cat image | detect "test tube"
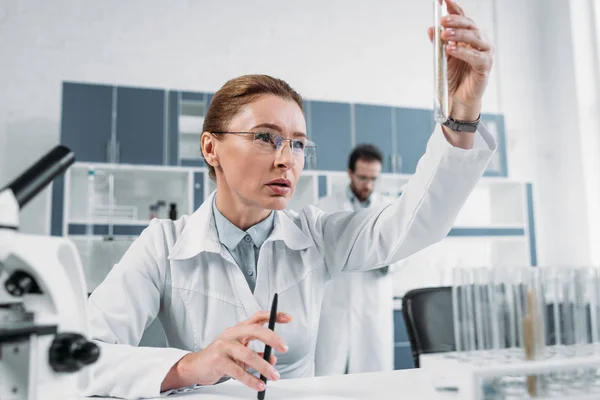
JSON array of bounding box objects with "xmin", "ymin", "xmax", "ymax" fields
[
  {"xmin": 490, "ymin": 267, "xmax": 507, "ymax": 355},
  {"xmin": 522, "ymin": 267, "xmax": 546, "ymax": 397},
  {"xmin": 473, "ymin": 267, "xmax": 493, "ymax": 355},
  {"xmin": 433, "ymin": 0, "xmax": 449, "ymax": 123},
  {"xmin": 452, "ymin": 268, "xmax": 463, "ymax": 355},
  {"xmin": 543, "ymin": 266, "xmax": 571, "ymax": 397}
]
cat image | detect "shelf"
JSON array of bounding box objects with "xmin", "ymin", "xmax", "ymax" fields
[
  {"xmin": 448, "ymin": 227, "xmax": 526, "ymax": 237},
  {"xmin": 67, "ymin": 223, "xmax": 147, "ymax": 236},
  {"xmin": 179, "ymin": 115, "xmax": 204, "ymax": 134},
  {"xmin": 180, "ymin": 99, "xmax": 206, "ymax": 117},
  {"xmin": 70, "ymin": 162, "xmax": 193, "ymax": 173},
  {"xmin": 68, "ymin": 219, "xmax": 154, "ymax": 226},
  {"xmin": 67, "ymin": 165, "xmax": 191, "ymax": 223}
]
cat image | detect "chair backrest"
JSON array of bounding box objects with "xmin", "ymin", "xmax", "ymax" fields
[{"xmin": 401, "ymin": 287, "xmax": 453, "ymax": 368}]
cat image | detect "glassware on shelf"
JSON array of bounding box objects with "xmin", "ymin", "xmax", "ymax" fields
[{"xmin": 169, "ymin": 203, "xmax": 178, "ymax": 221}]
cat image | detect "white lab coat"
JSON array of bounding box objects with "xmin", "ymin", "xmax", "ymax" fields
[
  {"xmin": 85, "ymin": 124, "xmax": 495, "ymax": 399},
  {"xmin": 314, "ymin": 191, "xmax": 397, "ymax": 376}
]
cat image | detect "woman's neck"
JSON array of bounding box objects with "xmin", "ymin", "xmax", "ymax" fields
[{"xmin": 214, "ymin": 185, "xmax": 271, "ymax": 231}]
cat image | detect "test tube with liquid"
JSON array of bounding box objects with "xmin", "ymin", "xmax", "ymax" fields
[{"xmin": 433, "ymin": 0, "xmax": 449, "ymax": 123}]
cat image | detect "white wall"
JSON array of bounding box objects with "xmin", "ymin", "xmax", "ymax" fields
[{"xmin": 0, "ymin": 0, "xmax": 595, "ymax": 266}]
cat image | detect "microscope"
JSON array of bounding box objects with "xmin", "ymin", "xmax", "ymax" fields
[{"xmin": 0, "ymin": 146, "xmax": 99, "ymax": 399}]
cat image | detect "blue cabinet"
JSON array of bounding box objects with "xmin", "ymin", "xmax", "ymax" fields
[
  {"xmin": 193, "ymin": 172, "xmax": 205, "ymax": 211},
  {"xmin": 61, "ymin": 83, "xmax": 167, "ymax": 166},
  {"xmin": 116, "ymin": 87, "xmax": 166, "ymax": 165},
  {"xmin": 50, "ymin": 175, "xmax": 65, "ymax": 236},
  {"xmin": 354, "ymin": 104, "xmax": 394, "ymax": 173},
  {"xmin": 308, "ymin": 101, "xmax": 352, "ymax": 171},
  {"xmin": 393, "ymin": 309, "xmax": 414, "ymax": 370},
  {"xmin": 167, "ymin": 91, "xmax": 179, "ymax": 166},
  {"xmin": 394, "ymin": 309, "xmax": 410, "ymax": 343},
  {"xmin": 61, "ymin": 82, "xmax": 113, "ymax": 163},
  {"xmin": 394, "ymin": 108, "xmax": 434, "ymax": 174},
  {"xmin": 394, "ymin": 344, "xmax": 415, "ymax": 369}
]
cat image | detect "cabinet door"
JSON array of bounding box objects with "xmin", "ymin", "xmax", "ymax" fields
[
  {"xmin": 193, "ymin": 172, "xmax": 205, "ymax": 212},
  {"xmin": 61, "ymin": 82, "xmax": 113, "ymax": 163},
  {"xmin": 394, "ymin": 310, "xmax": 414, "ymax": 369},
  {"xmin": 167, "ymin": 91, "xmax": 179, "ymax": 166},
  {"xmin": 308, "ymin": 101, "xmax": 352, "ymax": 171},
  {"xmin": 394, "ymin": 107, "xmax": 434, "ymax": 174},
  {"xmin": 50, "ymin": 175, "xmax": 65, "ymax": 236},
  {"xmin": 355, "ymin": 104, "xmax": 394, "ymax": 172},
  {"xmin": 116, "ymin": 87, "xmax": 165, "ymax": 165},
  {"xmin": 394, "ymin": 344, "xmax": 415, "ymax": 370}
]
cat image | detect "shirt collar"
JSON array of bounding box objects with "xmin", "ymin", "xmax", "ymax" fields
[
  {"xmin": 347, "ymin": 185, "xmax": 372, "ymax": 208},
  {"xmin": 212, "ymin": 196, "xmax": 274, "ymax": 250},
  {"xmin": 168, "ymin": 191, "xmax": 313, "ymax": 260}
]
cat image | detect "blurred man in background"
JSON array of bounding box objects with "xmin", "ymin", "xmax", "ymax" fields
[{"xmin": 314, "ymin": 144, "xmax": 396, "ymax": 376}]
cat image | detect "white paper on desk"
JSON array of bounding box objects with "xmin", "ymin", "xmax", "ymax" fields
[{"xmin": 170, "ymin": 382, "xmax": 354, "ymax": 400}]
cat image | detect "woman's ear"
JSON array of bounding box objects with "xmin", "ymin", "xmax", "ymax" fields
[{"xmin": 201, "ymin": 132, "xmax": 220, "ymax": 169}]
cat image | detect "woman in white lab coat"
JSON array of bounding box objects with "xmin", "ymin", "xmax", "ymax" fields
[{"xmin": 86, "ymin": 2, "xmax": 496, "ymax": 398}]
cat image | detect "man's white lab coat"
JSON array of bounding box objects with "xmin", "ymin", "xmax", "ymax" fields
[{"xmin": 314, "ymin": 190, "xmax": 397, "ymax": 375}]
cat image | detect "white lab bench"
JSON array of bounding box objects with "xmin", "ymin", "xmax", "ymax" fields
[{"xmin": 70, "ymin": 369, "xmax": 456, "ymax": 400}]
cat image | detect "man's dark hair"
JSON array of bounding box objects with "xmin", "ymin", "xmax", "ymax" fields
[{"xmin": 348, "ymin": 144, "xmax": 383, "ymax": 172}]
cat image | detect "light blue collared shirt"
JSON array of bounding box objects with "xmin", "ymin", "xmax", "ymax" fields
[
  {"xmin": 212, "ymin": 198, "xmax": 274, "ymax": 293},
  {"xmin": 347, "ymin": 186, "xmax": 372, "ymax": 210}
]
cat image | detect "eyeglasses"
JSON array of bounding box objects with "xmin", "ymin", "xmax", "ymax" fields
[
  {"xmin": 210, "ymin": 131, "xmax": 316, "ymax": 159},
  {"xmin": 353, "ymin": 174, "xmax": 378, "ymax": 183}
]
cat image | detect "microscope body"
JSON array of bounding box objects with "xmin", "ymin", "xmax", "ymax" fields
[{"xmin": 0, "ymin": 147, "xmax": 99, "ymax": 399}]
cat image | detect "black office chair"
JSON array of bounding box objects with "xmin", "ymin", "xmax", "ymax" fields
[{"xmin": 402, "ymin": 287, "xmax": 453, "ymax": 368}]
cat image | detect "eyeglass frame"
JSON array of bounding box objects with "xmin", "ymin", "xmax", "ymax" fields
[
  {"xmin": 209, "ymin": 131, "xmax": 317, "ymax": 156},
  {"xmin": 351, "ymin": 173, "xmax": 378, "ymax": 183}
]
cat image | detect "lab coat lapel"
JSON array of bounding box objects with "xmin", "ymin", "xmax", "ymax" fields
[
  {"xmin": 253, "ymin": 211, "xmax": 316, "ymax": 312},
  {"xmin": 168, "ymin": 192, "xmax": 221, "ymax": 260}
]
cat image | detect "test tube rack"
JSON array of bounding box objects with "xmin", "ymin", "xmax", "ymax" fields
[{"xmin": 421, "ymin": 350, "xmax": 600, "ymax": 400}]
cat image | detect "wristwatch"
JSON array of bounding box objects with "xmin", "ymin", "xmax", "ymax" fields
[{"xmin": 442, "ymin": 114, "xmax": 481, "ymax": 133}]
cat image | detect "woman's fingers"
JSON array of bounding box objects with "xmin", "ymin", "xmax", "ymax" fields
[
  {"xmin": 442, "ymin": 15, "xmax": 477, "ymax": 31},
  {"xmin": 222, "ymin": 324, "xmax": 288, "ymax": 353},
  {"xmin": 242, "ymin": 311, "xmax": 293, "ymax": 325},
  {"xmin": 226, "ymin": 342, "xmax": 280, "ymax": 382},
  {"xmin": 427, "ymin": 26, "xmax": 434, "ymax": 42},
  {"xmin": 220, "ymin": 358, "xmax": 267, "ymax": 391},
  {"xmin": 446, "ymin": 43, "xmax": 490, "ymax": 72},
  {"xmin": 442, "ymin": 28, "xmax": 491, "ymax": 52},
  {"xmin": 445, "ymin": 0, "xmax": 466, "ymax": 16},
  {"xmin": 257, "ymin": 353, "xmax": 278, "ymax": 366}
]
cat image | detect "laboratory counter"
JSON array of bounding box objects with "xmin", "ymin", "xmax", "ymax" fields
[{"xmin": 70, "ymin": 369, "xmax": 456, "ymax": 400}]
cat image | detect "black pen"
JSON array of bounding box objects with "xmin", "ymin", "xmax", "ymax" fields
[{"xmin": 258, "ymin": 293, "xmax": 278, "ymax": 400}]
